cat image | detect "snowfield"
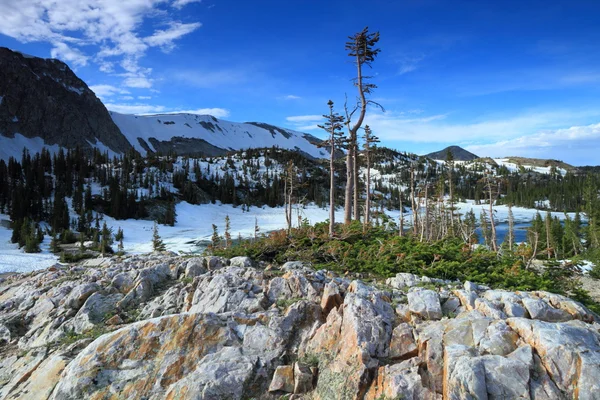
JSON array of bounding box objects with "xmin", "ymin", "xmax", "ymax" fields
[
  {"xmin": 110, "ymin": 112, "xmax": 328, "ymax": 159},
  {"xmin": 0, "ymin": 214, "xmax": 58, "ymax": 274}
]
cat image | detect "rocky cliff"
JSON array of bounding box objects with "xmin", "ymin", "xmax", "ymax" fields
[
  {"xmin": 0, "ymin": 48, "xmax": 131, "ymax": 156},
  {"xmin": 1, "ymin": 255, "xmax": 599, "ymax": 399}
]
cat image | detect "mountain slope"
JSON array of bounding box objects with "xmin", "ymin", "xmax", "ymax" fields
[
  {"xmin": 424, "ymin": 145, "xmax": 479, "ymax": 161},
  {"xmin": 110, "ymin": 112, "xmax": 329, "ymax": 159},
  {"xmin": 0, "ymin": 47, "xmax": 131, "ymax": 160}
]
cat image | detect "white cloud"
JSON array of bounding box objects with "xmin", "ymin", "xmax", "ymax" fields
[
  {"xmin": 286, "ymin": 115, "xmax": 322, "ymax": 123},
  {"xmin": 121, "ymin": 96, "xmax": 134, "ymax": 100},
  {"xmin": 465, "ymin": 123, "xmax": 600, "ymax": 164},
  {"xmin": 145, "ymin": 22, "xmax": 202, "ymax": 51},
  {"xmin": 123, "ymin": 76, "xmax": 154, "ymax": 89},
  {"xmin": 360, "ymin": 109, "xmax": 600, "ymax": 145},
  {"xmin": 89, "ymin": 84, "xmax": 130, "ymax": 99},
  {"xmin": 0, "ymin": 0, "xmax": 201, "ymax": 87},
  {"xmin": 105, "ymin": 102, "xmax": 229, "ymax": 118},
  {"xmin": 172, "ymin": 0, "xmax": 201, "ymax": 9},
  {"xmin": 138, "ymin": 96, "xmax": 152, "ymax": 99},
  {"xmin": 162, "ymin": 108, "xmax": 230, "ymax": 118},
  {"xmin": 281, "ymin": 94, "xmax": 301, "ymax": 100},
  {"xmin": 50, "ymin": 42, "xmax": 88, "ymax": 67},
  {"xmin": 396, "ymin": 54, "xmax": 425, "ymax": 75}
]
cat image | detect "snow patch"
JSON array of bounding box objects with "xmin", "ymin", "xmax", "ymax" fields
[
  {"xmin": 0, "ymin": 134, "xmax": 61, "ymax": 162},
  {"xmin": 0, "ymin": 214, "xmax": 58, "ymax": 274}
]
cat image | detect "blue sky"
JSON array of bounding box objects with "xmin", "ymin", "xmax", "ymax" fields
[{"xmin": 1, "ymin": 0, "xmax": 600, "ymax": 165}]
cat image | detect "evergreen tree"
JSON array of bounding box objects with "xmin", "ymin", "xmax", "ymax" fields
[
  {"xmin": 362, "ymin": 125, "xmax": 379, "ymax": 228},
  {"xmin": 318, "ymin": 99, "xmax": 346, "ymax": 237},
  {"xmin": 211, "ymin": 224, "xmax": 221, "ymax": 249},
  {"xmin": 152, "ymin": 221, "xmax": 166, "ymax": 252},
  {"xmin": 224, "ymin": 215, "xmax": 232, "ymax": 248}
]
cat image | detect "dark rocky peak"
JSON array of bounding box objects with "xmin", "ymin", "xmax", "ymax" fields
[
  {"xmin": 0, "ymin": 47, "xmax": 131, "ymax": 157},
  {"xmin": 424, "ymin": 145, "xmax": 479, "ymax": 161}
]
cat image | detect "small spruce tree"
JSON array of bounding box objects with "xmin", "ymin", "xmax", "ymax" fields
[
  {"xmin": 152, "ymin": 221, "xmax": 166, "ymax": 252},
  {"xmin": 211, "ymin": 224, "xmax": 221, "ymax": 249},
  {"xmin": 224, "ymin": 215, "xmax": 232, "ymax": 248}
]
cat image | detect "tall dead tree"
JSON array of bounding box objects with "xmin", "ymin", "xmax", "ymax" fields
[
  {"xmin": 362, "ymin": 125, "xmax": 379, "ymax": 228},
  {"xmin": 318, "ymin": 100, "xmax": 346, "ymax": 237},
  {"xmin": 343, "ymin": 27, "xmax": 381, "ymax": 224},
  {"xmin": 445, "ymin": 149, "xmax": 455, "ymax": 236},
  {"xmin": 284, "ymin": 161, "xmax": 296, "ymax": 235},
  {"xmin": 481, "ymin": 174, "xmax": 502, "ymax": 252}
]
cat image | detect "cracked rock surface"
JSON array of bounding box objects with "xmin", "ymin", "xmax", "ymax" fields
[{"xmin": 0, "ymin": 256, "xmax": 599, "ymax": 399}]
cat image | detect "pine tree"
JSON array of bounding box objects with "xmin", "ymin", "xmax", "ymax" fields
[
  {"xmin": 362, "ymin": 125, "xmax": 379, "ymax": 229},
  {"xmin": 152, "ymin": 221, "xmax": 166, "ymax": 252},
  {"xmin": 224, "ymin": 215, "xmax": 232, "ymax": 248},
  {"xmin": 100, "ymin": 222, "xmax": 113, "ymax": 256},
  {"xmin": 318, "ymin": 100, "xmax": 346, "ymax": 237},
  {"xmin": 115, "ymin": 227, "xmax": 124, "ymax": 242},
  {"xmin": 211, "ymin": 224, "xmax": 221, "ymax": 249},
  {"xmin": 344, "ymin": 27, "xmax": 382, "ymax": 224}
]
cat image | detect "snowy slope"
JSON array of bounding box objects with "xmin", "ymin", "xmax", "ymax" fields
[{"xmin": 110, "ymin": 112, "xmax": 329, "ymax": 159}]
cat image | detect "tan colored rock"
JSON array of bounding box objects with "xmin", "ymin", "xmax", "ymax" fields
[
  {"xmin": 474, "ymin": 298, "xmax": 507, "ymax": 320},
  {"xmin": 453, "ymin": 289, "xmax": 477, "ymax": 311},
  {"xmin": 50, "ymin": 313, "xmax": 246, "ymax": 399},
  {"xmin": 6, "ymin": 350, "xmax": 68, "ymax": 400},
  {"xmin": 416, "ymin": 319, "xmax": 449, "ymax": 394},
  {"xmin": 366, "ymin": 358, "xmax": 437, "ymax": 400},
  {"xmin": 269, "ymin": 365, "xmax": 295, "ymax": 393},
  {"xmin": 293, "ymin": 362, "xmax": 313, "ymax": 394},
  {"xmin": 522, "ymin": 297, "xmax": 572, "ymax": 322},
  {"xmin": 105, "ymin": 314, "xmax": 124, "ymax": 326},
  {"xmin": 320, "ymin": 281, "xmax": 343, "ymax": 317},
  {"xmin": 508, "ymin": 317, "xmax": 600, "ymax": 398},
  {"xmin": 532, "ymin": 290, "xmax": 596, "ymax": 322},
  {"xmin": 389, "ymin": 322, "xmax": 418, "ymax": 360},
  {"xmin": 407, "ymin": 288, "xmax": 442, "ymax": 320},
  {"xmin": 302, "ymin": 282, "xmax": 394, "ymax": 399}
]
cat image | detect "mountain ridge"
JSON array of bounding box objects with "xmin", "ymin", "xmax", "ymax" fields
[{"xmin": 0, "ymin": 47, "xmax": 132, "ymax": 157}]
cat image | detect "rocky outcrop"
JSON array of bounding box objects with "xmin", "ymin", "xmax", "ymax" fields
[
  {"xmin": 0, "ymin": 47, "xmax": 131, "ymax": 156},
  {"xmin": 0, "ymin": 260, "xmax": 599, "ymax": 399}
]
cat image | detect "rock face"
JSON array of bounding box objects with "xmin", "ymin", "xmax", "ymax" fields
[
  {"xmin": 0, "ymin": 47, "xmax": 131, "ymax": 157},
  {"xmin": 0, "ymin": 258, "xmax": 599, "ymax": 399}
]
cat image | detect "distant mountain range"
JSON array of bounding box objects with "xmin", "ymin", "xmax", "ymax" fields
[
  {"xmin": 0, "ymin": 48, "xmax": 327, "ymax": 161},
  {"xmin": 423, "ymin": 146, "xmax": 479, "ymax": 161},
  {"xmin": 0, "ymin": 48, "xmax": 587, "ymax": 168}
]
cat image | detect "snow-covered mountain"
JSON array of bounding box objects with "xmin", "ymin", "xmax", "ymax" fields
[
  {"xmin": 0, "ymin": 47, "xmax": 329, "ymax": 161},
  {"xmin": 110, "ymin": 112, "xmax": 329, "ymax": 159}
]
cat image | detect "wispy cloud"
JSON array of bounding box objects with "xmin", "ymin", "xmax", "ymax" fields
[
  {"xmin": 465, "ymin": 123, "xmax": 600, "ymax": 165},
  {"xmin": 145, "ymin": 22, "xmax": 202, "ymax": 52},
  {"xmin": 396, "ymin": 54, "xmax": 425, "ymax": 75},
  {"xmin": 164, "ymin": 108, "xmax": 230, "ymax": 118},
  {"xmin": 172, "ymin": 0, "xmax": 202, "ymax": 9},
  {"xmin": 50, "ymin": 42, "xmax": 88, "ymax": 67},
  {"xmin": 105, "ymin": 102, "xmax": 229, "ymax": 118},
  {"xmin": 0, "ymin": 0, "xmax": 201, "ymax": 88},
  {"xmin": 363, "ymin": 109, "xmax": 600, "ymax": 145},
  {"xmin": 281, "ymin": 94, "xmax": 301, "ymax": 100},
  {"xmin": 89, "ymin": 84, "xmax": 130, "ymax": 100}
]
